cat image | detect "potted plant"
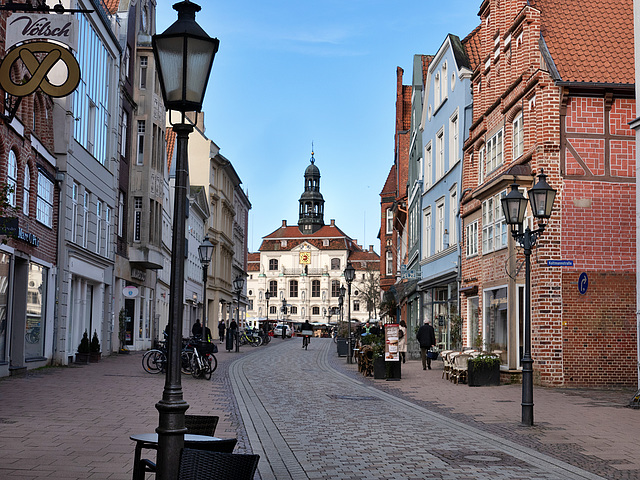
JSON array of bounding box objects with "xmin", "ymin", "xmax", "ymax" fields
[
  {"xmin": 75, "ymin": 330, "xmax": 91, "ymax": 364},
  {"xmin": 370, "ymin": 338, "xmax": 386, "ymax": 379},
  {"xmin": 468, "ymin": 354, "xmax": 500, "ymax": 386},
  {"xmin": 90, "ymin": 330, "xmax": 101, "ymax": 362}
]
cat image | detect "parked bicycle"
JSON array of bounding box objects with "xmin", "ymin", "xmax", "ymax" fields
[
  {"xmin": 190, "ymin": 339, "xmax": 217, "ymax": 380},
  {"xmin": 238, "ymin": 328, "xmax": 262, "ymax": 347}
]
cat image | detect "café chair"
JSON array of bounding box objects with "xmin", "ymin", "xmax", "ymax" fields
[
  {"xmin": 178, "ymin": 448, "xmax": 260, "ymax": 480},
  {"xmin": 185, "ymin": 415, "xmax": 219, "ymax": 436},
  {"xmin": 451, "ymin": 353, "xmax": 471, "ymax": 384}
]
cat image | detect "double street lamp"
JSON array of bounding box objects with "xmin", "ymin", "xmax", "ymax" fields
[
  {"xmin": 344, "ymin": 262, "xmax": 356, "ymax": 364},
  {"xmin": 152, "ymin": 2, "xmax": 218, "ymax": 478},
  {"xmin": 500, "ymin": 169, "xmax": 556, "ymax": 427},
  {"xmin": 197, "ymin": 237, "xmax": 214, "ymax": 331},
  {"xmin": 233, "ymin": 275, "xmax": 244, "ymax": 352}
]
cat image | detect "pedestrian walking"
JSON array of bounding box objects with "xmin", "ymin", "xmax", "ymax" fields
[
  {"xmin": 416, "ymin": 319, "xmax": 436, "ymax": 370},
  {"xmin": 398, "ymin": 319, "xmax": 407, "ymax": 364},
  {"xmin": 218, "ymin": 320, "xmax": 226, "ymax": 343}
]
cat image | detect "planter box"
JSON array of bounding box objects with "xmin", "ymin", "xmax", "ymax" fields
[
  {"xmin": 468, "ymin": 358, "xmax": 500, "ymax": 386},
  {"xmin": 75, "ymin": 352, "xmax": 90, "ymax": 364},
  {"xmin": 336, "ymin": 338, "xmax": 349, "ymax": 357},
  {"xmin": 89, "ymin": 352, "xmax": 101, "ymax": 363}
]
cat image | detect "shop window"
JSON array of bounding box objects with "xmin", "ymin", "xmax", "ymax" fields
[
  {"xmin": 25, "ymin": 262, "xmax": 47, "ymax": 359},
  {"xmin": 0, "ymin": 253, "xmax": 10, "ymax": 362},
  {"xmin": 484, "ymin": 287, "xmax": 508, "ymax": 364}
]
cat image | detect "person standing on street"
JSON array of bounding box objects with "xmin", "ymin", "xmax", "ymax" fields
[
  {"xmin": 416, "ymin": 319, "xmax": 436, "ymax": 370},
  {"xmin": 192, "ymin": 319, "xmax": 203, "ymax": 338},
  {"xmin": 218, "ymin": 320, "xmax": 226, "ymax": 343}
]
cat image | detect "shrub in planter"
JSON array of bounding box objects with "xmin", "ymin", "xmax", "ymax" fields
[
  {"xmin": 89, "ymin": 331, "xmax": 101, "ymax": 363},
  {"xmin": 75, "ymin": 330, "xmax": 91, "ymax": 364},
  {"xmin": 468, "ymin": 354, "xmax": 500, "ymax": 386}
]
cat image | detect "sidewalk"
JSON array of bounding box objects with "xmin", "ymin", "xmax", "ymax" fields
[{"xmin": 331, "ymin": 351, "xmax": 640, "ymax": 480}]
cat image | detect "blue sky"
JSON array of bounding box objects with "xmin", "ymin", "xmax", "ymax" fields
[{"xmin": 156, "ymin": 0, "xmax": 481, "ymax": 253}]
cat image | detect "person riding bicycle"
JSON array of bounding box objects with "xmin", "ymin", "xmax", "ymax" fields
[{"xmin": 301, "ymin": 320, "xmax": 313, "ymax": 348}]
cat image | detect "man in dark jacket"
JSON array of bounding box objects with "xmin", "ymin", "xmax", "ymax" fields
[{"xmin": 416, "ymin": 320, "xmax": 436, "ymax": 370}]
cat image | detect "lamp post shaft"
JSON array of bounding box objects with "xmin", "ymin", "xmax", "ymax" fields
[
  {"xmin": 202, "ymin": 265, "xmax": 208, "ymax": 331},
  {"xmin": 522, "ymin": 232, "xmax": 534, "ymax": 426},
  {"xmin": 235, "ymin": 290, "xmax": 240, "ymax": 352},
  {"xmin": 347, "ymin": 283, "xmax": 352, "ymax": 364},
  {"xmin": 156, "ymin": 122, "xmax": 193, "ymax": 480}
]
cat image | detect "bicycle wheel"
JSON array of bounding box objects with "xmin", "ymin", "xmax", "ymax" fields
[
  {"xmin": 144, "ymin": 350, "xmax": 165, "ymax": 374},
  {"xmin": 250, "ymin": 336, "xmax": 261, "ymax": 347},
  {"xmin": 181, "ymin": 351, "xmax": 193, "ymax": 374},
  {"xmin": 191, "ymin": 355, "xmax": 203, "ymax": 378},
  {"xmin": 206, "ymin": 354, "xmax": 218, "ymax": 373},
  {"xmin": 202, "ymin": 359, "xmax": 212, "ymax": 380}
]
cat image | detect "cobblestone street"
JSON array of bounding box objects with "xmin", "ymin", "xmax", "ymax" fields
[{"xmin": 0, "ymin": 337, "xmax": 637, "ymax": 479}]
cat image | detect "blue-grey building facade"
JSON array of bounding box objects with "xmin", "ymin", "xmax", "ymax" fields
[{"xmin": 418, "ymin": 34, "xmax": 473, "ymax": 349}]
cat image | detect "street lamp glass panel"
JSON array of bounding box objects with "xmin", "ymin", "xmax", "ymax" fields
[
  {"xmin": 152, "ymin": 1, "xmax": 219, "ymax": 113},
  {"xmin": 198, "ymin": 237, "xmax": 214, "ymax": 264},
  {"xmin": 501, "ymin": 183, "xmax": 528, "ymax": 226},
  {"xmin": 233, "ymin": 275, "xmax": 244, "ymax": 292},
  {"xmin": 265, "ymin": 291, "xmax": 271, "ymax": 300},
  {"xmin": 339, "ymin": 285, "xmax": 346, "ymax": 299},
  {"xmin": 528, "ymin": 171, "xmax": 556, "ymax": 219},
  {"xmin": 344, "ymin": 263, "xmax": 356, "ymax": 284}
]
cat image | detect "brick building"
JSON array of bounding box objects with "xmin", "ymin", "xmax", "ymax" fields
[{"xmin": 459, "ymin": 0, "xmax": 636, "ymax": 387}]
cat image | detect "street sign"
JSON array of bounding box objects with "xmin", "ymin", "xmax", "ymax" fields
[
  {"xmin": 578, "ymin": 272, "xmax": 588, "ymax": 295},
  {"xmin": 547, "ymin": 260, "xmax": 573, "ymax": 267}
]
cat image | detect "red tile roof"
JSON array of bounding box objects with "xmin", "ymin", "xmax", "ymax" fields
[
  {"xmin": 247, "ymin": 252, "xmax": 261, "ymax": 272},
  {"xmin": 461, "ymin": 25, "xmax": 482, "ymax": 71},
  {"xmin": 531, "ymin": 0, "xmax": 634, "ymax": 84},
  {"xmin": 421, "ymin": 55, "xmax": 434, "ymax": 88},
  {"xmin": 380, "ymin": 164, "xmax": 397, "ymax": 197},
  {"xmin": 101, "ymin": 0, "xmax": 119, "ymax": 14}
]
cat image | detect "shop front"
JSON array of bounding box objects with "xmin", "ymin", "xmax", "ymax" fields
[{"xmin": 420, "ymin": 279, "xmax": 459, "ymax": 351}]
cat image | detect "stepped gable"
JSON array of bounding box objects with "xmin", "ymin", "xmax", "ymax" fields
[
  {"xmin": 461, "ymin": 25, "xmax": 482, "ymax": 71},
  {"xmin": 531, "ymin": 0, "xmax": 633, "ymax": 84}
]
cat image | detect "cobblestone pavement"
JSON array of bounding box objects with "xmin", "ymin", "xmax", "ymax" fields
[
  {"xmin": 232, "ymin": 338, "xmax": 634, "ymax": 480},
  {"xmin": 0, "ymin": 336, "xmax": 637, "ymax": 479}
]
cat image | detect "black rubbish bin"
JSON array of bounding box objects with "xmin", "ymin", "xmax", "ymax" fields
[
  {"xmin": 225, "ymin": 329, "xmax": 234, "ymax": 351},
  {"xmin": 336, "ymin": 338, "xmax": 348, "ymax": 357}
]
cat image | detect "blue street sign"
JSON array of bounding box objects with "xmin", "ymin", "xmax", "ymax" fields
[
  {"xmin": 578, "ymin": 272, "xmax": 588, "ymax": 295},
  {"xmin": 547, "ymin": 260, "xmax": 573, "ymax": 267}
]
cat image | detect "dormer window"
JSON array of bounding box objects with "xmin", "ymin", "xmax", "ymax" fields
[
  {"xmin": 280, "ymin": 239, "xmax": 287, "ymax": 247},
  {"xmin": 323, "ymin": 239, "xmax": 329, "ymax": 247}
]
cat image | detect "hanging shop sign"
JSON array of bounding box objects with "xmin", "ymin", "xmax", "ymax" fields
[
  {"xmin": 6, "ymin": 13, "xmax": 78, "ymax": 50},
  {"xmin": 0, "ymin": 217, "xmax": 39, "ymax": 246},
  {"xmin": 123, "ymin": 286, "xmax": 139, "ymax": 298}
]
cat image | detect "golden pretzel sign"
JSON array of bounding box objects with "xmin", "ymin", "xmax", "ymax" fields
[{"xmin": 0, "ymin": 41, "xmax": 80, "ymax": 98}]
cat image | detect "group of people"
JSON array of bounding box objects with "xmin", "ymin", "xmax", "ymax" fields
[{"xmin": 190, "ymin": 318, "xmax": 237, "ymax": 344}]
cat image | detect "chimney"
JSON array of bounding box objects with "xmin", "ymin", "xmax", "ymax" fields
[
  {"xmin": 282, "ymin": 220, "xmax": 287, "ymax": 228},
  {"xmin": 330, "ymin": 219, "xmax": 335, "ymax": 226},
  {"xmin": 369, "ymin": 245, "xmax": 373, "ymax": 252}
]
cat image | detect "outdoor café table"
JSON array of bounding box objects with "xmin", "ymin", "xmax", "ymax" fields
[{"xmin": 130, "ymin": 433, "xmax": 222, "ymax": 480}]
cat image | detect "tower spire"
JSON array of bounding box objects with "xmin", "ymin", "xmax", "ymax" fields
[{"xmin": 298, "ymin": 147, "xmax": 325, "ymax": 234}]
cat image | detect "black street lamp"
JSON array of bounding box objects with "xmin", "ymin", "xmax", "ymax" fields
[
  {"xmin": 152, "ymin": 2, "xmax": 218, "ymax": 478},
  {"xmin": 500, "ymin": 169, "xmax": 556, "ymax": 427},
  {"xmin": 338, "ymin": 285, "xmax": 345, "ymax": 327},
  {"xmin": 344, "ymin": 262, "xmax": 356, "ymax": 364},
  {"xmin": 281, "ymin": 298, "xmax": 288, "ymax": 338},
  {"xmin": 233, "ymin": 275, "xmax": 244, "ymax": 352},
  {"xmin": 197, "ymin": 237, "xmax": 214, "ymax": 331},
  {"xmin": 264, "ymin": 290, "xmax": 271, "ymax": 337}
]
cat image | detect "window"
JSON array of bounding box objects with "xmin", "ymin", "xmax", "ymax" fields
[
  {"xmin": 311, "ymin": 280, "xmax": 320, "ymax": 297},
  {"xmin": 269, "ymin": 259, "xmax": 278, "ymax": 271},
  {"xmin": 105, "ymin": 206, "xmax": 111, "ymax": 257},
  {"xmin": 331, "ymin": 258, "xmax": 340, "ymax": 270},
  {"xmin": 23, "ymin": 165, "xmax": 30, "ymax": 215},
  {"xmin": 136, "ymin": 120, "xmax": 145, "ymax": 165},
  {"xmin": 290, "ymin": 306, "xmax": 297, "ymax": 315},
  {"xmin": 435, "ymin": 199, "xmax": 445, "ymax": 253},
  {"xmin": 36, "ymin": 172, "xmax": 53, "ymax": 227},
  {"xmin": 484, "ymin": 287, "xmax": 507, "ymax": 363},
  {"xmin": 424, "ymin": 143, "xmax": 432, "ymax": 189},
  {"xmin": 96, "ymin": 200, "xmax": 102, "ymax": 254},
  {"xmin": 434, "ymin": 72, "xmax": 440, "ymax": 107},
  {"xmin": 72, "ymin": 183, "xmax": 79, "ymax": 242},
  {"xmin": 289, "ymin": 280, "xmax": 298, "ymax": 298},
  {"xmin": 513, "ymin": 113, "xmax": 524, "ymax": 159},
  {"xmin": 7, "ymin": 150, "xmax": 16, "ymax": 207},
  {"xmin": 478, "ymin": 146, "xmax": 486, "ymax": 184},
  {"xmin": 268, "ymin": 280, "xmax": 277, "ymax": 298},
  {"xmin": 120, "ymin": 111, "xmax": 128, "ymax": 157},
  {"xmin": 312, "ymin": 306, "xmax": 320, "ymax": 316},
  {"xmin": 423, "ymin": 208, "xmax": 432, "ymax": 259},
  {"xmin": 118, "ymin": 191, "xmax": 124, "ymax": 237},
  {"xmin": 134, "ymin": 196, "xmax": 142, "ymax": 242},
  {"xmin": 140, "ymin": 56, "xmax": 147, "ymax": 89},
  {"xmin": 436, "ymin": 129, "xmax": 445, "ymax": 180},
  {"xmin": 331, "ymin": 280, "xmax": 341, "ymax": 297},
  {"xmin": 449, "ymin": 187, "xmax": 457, "ymax": 245},
  {"xmin": 124, "ymin": 45, "xmax": 131, "ymax": 79},
  {"xmin": 353, "ymin": 300, "xmax": 360, "ymax": 312},
  {"xmin": 386, "ymin": 208, "xmax": 393, "ymax": 234},
  {"xmin": 483, "ymin": 129, "xmax": 503, "ymax": 179},
  {"xmin": 386, "ymin": 251, "xmax": 393, "ymax": 276},
  {"xmin": 441, "ymin": 62, "xmax": 447, "ymax": 103},
  {"xmin": 482, "ymin": 190, "xmax": 507, "ymax": 253},
  {"xmin": 466, "ymin": 220, "xmax": 478, "ymax": 257},
  {"xmin": 269, "ymin": 305, "xmax": 277, "ymax": 315},
  {"xmin": 467, "ymin": 296, "xmax": 479, "ymax": 348},
  {"xmin": 449, "ymin": 113, "xmax": 459, "ymax": 166},
  {"xmin": 87, "ymin": 102, "xmax": 96, "ymax": 154}
]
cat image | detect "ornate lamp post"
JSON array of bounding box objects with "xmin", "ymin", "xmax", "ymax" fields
[
  {"xmin": 264, "ymin": 290, "xmax": 271, "ymax": 337},
  {"xmin": 500, "ymin": 169, "xmax": 556, "ymax": 426},
  {"xmin": 281, "ymin": 298, "xmax": 288, "ymax": 338},
  {"xmin": 233, "ymin": 275, "xmax": 244, "ymax": 352},
  {"xmin": 344, "ymin": 262, "xmax": 356, "ymax": 364},
  {"xmin": 152, "ymin": 2, "xmax": 218, "ymax": 478},
  {"xmin": 339, "ymin": 285, "xmax": 345, "ymax": 328},
  {"xmin": 197, "ymin": 237, "xmax": 214, "ymax": 331}
]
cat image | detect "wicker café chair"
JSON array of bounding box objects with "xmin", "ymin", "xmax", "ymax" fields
[
  {"xmin": 178, "ymin": 448, "xmax": 260, "ymax": 480},
  {"xmin": 185, "ymin": 415, "xmax": 219, "ymax": 436}
]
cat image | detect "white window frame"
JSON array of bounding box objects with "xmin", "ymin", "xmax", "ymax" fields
[
  {"xmin": 424, "ymin": 142, "xmax": 432, "ymax": 189},
  {"xmin": 386, "ymin": 208, "xmax": 393, "ymax": 234},
  {"xmin": 449, "ymin": 111, "xmax": 459, "ymax": 166},
  {"xmin": 83, "ymin": 191, "xmax": 90, "ymax": 248},
  {"xmin": 96, "ymin": 200, "xmax": 102, "ymax": 254},
  {"xmin": 7, "ymin": 150, "xmax": 17, "ymax": 207},
  {"xmin": 466, "ymin": 220, "xmax": 478, "ymax": 257},
  {"xmin": 513, "ymin": 113, "xmax": 524, "ymax": 159},
  {"xmin": 137, "ymin": 120, "xmax": 145, "ymax": 165},
  {"xmin": 423, "ymin": 207, "xmax": 432, "ymax": 259},
  {"xmin": 482, "ymin": 189, "xmax": 508, "ymax": 254},
  {"xmin": 449, "ymin": 185, "xmax": 457, "ymax": 245},
  {"xmin": 435, "ymin": 198, "xmax": 445, "ymax": 253},
  {"xmin": 36, "ymin": 172, "xmax": 53, "ymax": 228},
  {"xmin": 441, "ymin": 62, "xmax": 448, "ymax": 103},
  {"xmin": 386, "ymin": 250, "xmax": 393, "ymax": 276},
  {"xmin": 72, "ymin": 183, "xmax": 79, "ymax": 243},
  {"xmin": 118, "ymin": 191, "xmax": 124, "ymax": 237},
  {"xmin": 120, "ymin": 111, "xmax": 128, "ymax": 157},
  {"xmin": 105, "ymin": 206, "xmax": 111, "ymax": 258},
  {"xmin": 436, "ymin": 129, "xmax": 445, "ymax": 180},
  {"xmin": 434, "ymin": 72, "xmax": 440, "ymax": 108},
  {"xmin": 23, "ymin": 165, "xmax": 30, "ymax": 216},
  {"xmin": 140, "ymin": 56, "xmax": 148, "ymax": 89},
  {"xmin": 485, "ymin": 129, "xmax": 504, "ymax": 177},
  {"xmin": 478, "ymin": 146, "xmax": 486, "ymax": 184}
]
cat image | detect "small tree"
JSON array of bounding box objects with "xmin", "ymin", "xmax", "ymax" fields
[
  {"xmin": 78, "ymin": 330, "xmax": 90, "ymax": 354},
  {"xmin": 90, "ymin": 331, "xmax": 101, "ymax": 353},
  {"xmin": 356, "ymin": 266, "xmax": 381, "ymax": 320}
]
